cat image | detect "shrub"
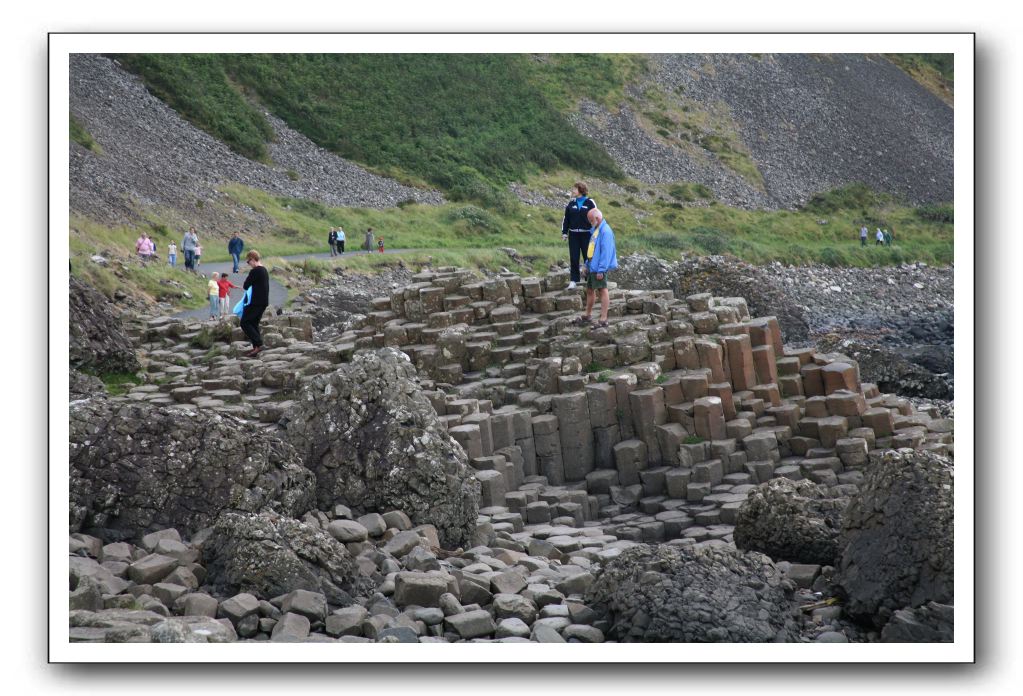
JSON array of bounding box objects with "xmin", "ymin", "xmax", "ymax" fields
[
  {"xmin": 691, "ymin": 227, "xmax": 728, "ymax": 255},
  {"xmin": 915, "ymin": 203, "xmax": 954, "ymax": 223},
  {"xmin": 445, "ymin": 205, "xmax": 501, "ymax": 234},
  {"xmin": 803, "ymin": 183, "xmax": 890, "ymax": 214}
]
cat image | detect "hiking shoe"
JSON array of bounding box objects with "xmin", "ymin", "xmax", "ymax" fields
[
  {"xmin": 567, "ymin": 281, "xmax": 577, "ymax": 290},
  {"xmin": 597, "ymin": 320, "xmax": 610, "ymax": 329},
  {"xmin": 572, "ymin": 315, "xmax": 592, "ymax": 326},
  {"xmin": 245, "ymin": 346, "xmax": 264, "ymax": 358}
]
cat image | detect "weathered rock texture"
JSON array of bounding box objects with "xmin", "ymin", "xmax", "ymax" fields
[
  {"xmin": 836, "ymin": 449, "xmax": 954, "ymax": 626},
  {"xmin": 70, "ymin": 368, "xmax": 105, "ymax": 399},
  {"xmin": 69, "ymin": 275, "xmax": 140, "ymax": 375},
  {"xmin": 587, "ymin": 544, "xmax": 798, "ymax": 642},
  {"xmin": 202, "ymin": 512, "xmax": 368, "ymax": 606},
  {"xmin": 734, "ymin": 478, "xmax": 848, "ymax": 566},
  {"xmin": 880, "ymin": 602, "xmax": 954, "ymax": 643},
  {"xmin": 283, "ymin": 348, "xmax": 480, "ymax": 548},
  {"xmin": 69, "ymin": 399, "xmax": 315, "ymax": 540}
]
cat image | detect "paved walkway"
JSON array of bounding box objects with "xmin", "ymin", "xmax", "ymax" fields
[{"xmin": 173, "ymin": 247, "xmax": 405, "ymax": 320}]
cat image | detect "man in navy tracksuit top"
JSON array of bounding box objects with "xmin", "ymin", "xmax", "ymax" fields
[{"xmin": 562, "ymin": 181, "xmax": 597, "ymax": 289}]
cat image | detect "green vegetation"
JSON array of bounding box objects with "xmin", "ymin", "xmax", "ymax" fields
[
  {"xmin": 885, "ymin": 54, "xmax": 954, "ymax": 105},
  {"xmin": 95, "ymin": 371, "xmax": 140, "ymax": 396},
  {"xmin": 597, "ymin": 370, "xmax": 612, "ymax": 383},
  {"xmin": 113, "ymin": 53, "xmax": 624, "ymax": 209},
  {"xmin": 683, "ymin": 435, "xmax": 704, "ymax": 445},
  {"xmin": 69, "ymin": 175, "xmax": 953, "ymax": 312},
  {"xmin": 70, "ymin": 114, "xmax": 101, "ymax": 153}
]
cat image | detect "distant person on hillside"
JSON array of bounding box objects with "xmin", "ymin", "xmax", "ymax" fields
[
  {"xmin": 573, "ymin": 208, "xmax": 618, "ymax": 329},
  {"xmin": 875, "ymin": 228, "xmax": 884, "ymax": 246},
  {"xmin": 167, "ymin": 241, "xmax": 177, "ymax": 267},
  {"xmin": 207, "ymin": 272, "xmax": 220, "ymax": 320},
  {"xmin": 337, "ymin": 226, "xmax": 346, "ymax": 254},
  {"xmin": 365, "ymin": 227, "xmax": 375, "ymax": 251},
  {"xmin": 884, "ymin": 228, "xmax": 893, "ymax": 246},
  {"xmin": 562, "ymin": 182, "xmax": 597, "ymax": 290},
  {"xmin": 377, "ymin": 236, "xmax": 385, "ymax": 253},
  {"xmin": 217, "ymin": 272, "xmax": 239, "ymax": 317},
  {"xmin": 228, "ymin": 232, "xmax": 244, "ymax": 273},
  {"xmin": 241, "ymin": 250, "xmax": 270, "ymax": 358},
  {"xmin": 182, "ymin": 227, "xmax": 199, "ymax": 271},
  {"xmin": 328, "ymin": 227, "xmax": 338, "ymax": 257},
  {"xmin": 195, "ymin": 242, "xmax": 203, "ymax": 267},
  {"xmin": 859, "ymin": 225, "xmax": 868, "ymax": 247}
]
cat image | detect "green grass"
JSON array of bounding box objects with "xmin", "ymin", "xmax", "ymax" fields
[
  {"xmin": 112, "ymin": 53, "xmax": 625, "ymax": 209},
  {"xmin": 112, "ymin": 54, "xmax": 275, "ymax": 161},
  {"xmin": 70, "ymin": 114, "xmax": 101, "ymax": 153},
  {"xmin": 96, "ymin": 371, "xmax": 141, "ymax": 396},
  {"xmin": 70, "ymin": 178, "xmax": 953, "ymax": 312},
  {"xmin": 884, "ymin": 54, "xmax": 954, "ymax": 105}
]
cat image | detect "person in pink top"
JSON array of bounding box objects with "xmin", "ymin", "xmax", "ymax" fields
[{"xmin": 135, "ymin": 232, "xmax": 155, "ymax": 261}]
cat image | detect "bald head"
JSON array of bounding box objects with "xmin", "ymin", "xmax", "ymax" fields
[{"xmin": 587, "ymin": 208, "xmax": 603, "ymax": 225}]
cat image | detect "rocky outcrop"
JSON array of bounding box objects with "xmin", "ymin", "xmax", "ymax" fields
[
  {"xmin": 70, "ymin": 368, "xmax": 105, "ymax": 399},
  {"xmin": 816, "ymin": 337, "xmax": 952, "ymax": 399},
  {"xmin": 69, "ymin": 275, "xmax": 140, "ymax": 375},
  {"xmin": 69, "ymin": 398, "xmax": 315, "ymax": 541},
  {"xmin": 282, "ymin": 348, "xmax": 480, "ymax": 548},
  {"xmin": 734, "ymin": 478, "xmax": 848, "ymax": 566},
  {"xmin": 836, "ymin": 449, "xmax": 954, "ymax": 627},
  {"xmin": 674, "ymin": 255, "xmax": 810, "ymax": 342},
  {"xmin": 202, "ymin": 512, "xmax": 369, "ymax": 607},
  {"xmin": 587, "ymin": 544, "xmax": 798, "ymax": 642},
  {"xmin": 880, "ymin": 602, "xmax": 954, "ymax": 643}
]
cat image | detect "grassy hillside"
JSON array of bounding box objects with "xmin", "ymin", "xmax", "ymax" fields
[
  {"xmin": 885, "ymin": 53, "xmax": 954, "ymax": 105},
  {"xmin": 113, "ymin": 53, "xmax": 630, "ymax": 210},
  {"xmin": 69, "ymin": 177, "xmax": 953, "ymax": 310}
]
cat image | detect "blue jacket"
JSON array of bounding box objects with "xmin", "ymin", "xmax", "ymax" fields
[
  {"xmin": 228, "ymin": 237, "xmax": 244, "ymax": 255},
  {"xmin": 586, "ymin": 220, "xmax": 618, "ymax": 275}
]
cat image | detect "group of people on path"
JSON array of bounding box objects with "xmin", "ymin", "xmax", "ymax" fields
[
  {"xmin": 859, "ymin": 224, "xmax": 894, "ymax": 247},
  {"xmin": 328, "ymin": 226, "xmax": 346, "ymax": 256},
  {"xmin": 561, "ymin": 182, "xmax": 618, "ymax": 328},
  {"xmin": 204, "ymin": 250, "xmax": 269, "ymax": 358}
]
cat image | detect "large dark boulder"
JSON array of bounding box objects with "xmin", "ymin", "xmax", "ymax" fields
[
  {"xmin": 880, "ymin": 602, "xmax": 954, "ymax": 643},
  {"xmin": 835, "ymin": 449, "xmax": 954, "ymax": 627},
  {"xmin": 587, "ymin": 544, "xmax": 799, "ymax": 642},
  {"xmin": 202, "ymin": 512, "xmax": 370, "ymax": 606},
  {"xmin": 734, "ymin": 478, "xmax": 848, "ymax": 565},
  {"xmin": 69, "ymin": 398, "xmax": 315, "ymax": 541},
  {"xmin": 673, "ymin": 255, "xmax": 809, "ymax": 343},
  {"xmin": 69, "ymin": 275, "xmax": 140, "ymax": 375},
  {"xmin": 70, "ymin": 368, "xmax": 105, "ymax": 399},
  {"xmin": 282, "ymin": 348, "xmax": 480, "ymax": 548}
]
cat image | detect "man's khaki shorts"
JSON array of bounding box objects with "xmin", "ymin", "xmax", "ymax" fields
[{"xmin": 586, "ymin": 271, "xmax": 609, "ymax": 290}]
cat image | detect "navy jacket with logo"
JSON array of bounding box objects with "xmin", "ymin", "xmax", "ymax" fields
[{"xmin": 562, "ymin": 196, "xmax": 597, "ymax": 235}]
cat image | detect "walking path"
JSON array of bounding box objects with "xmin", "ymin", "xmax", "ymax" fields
[{"xmin": 173, "ymin": 247, "xmax": 405, "ymax": 320}]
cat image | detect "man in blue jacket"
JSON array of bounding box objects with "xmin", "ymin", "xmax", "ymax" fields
[
  {"xmin": 575, "ymin": 208, "xmax": 618, "ymax": 329},
  {"xmin": 228, "ymin": 232, "xmax": 244, "ymax": 273}
]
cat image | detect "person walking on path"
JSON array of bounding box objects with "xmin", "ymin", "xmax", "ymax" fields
[
  {"xmin": 135, "ymin": 232, "xmax": 155, "ymax": 261},
  {"xmin": 207, "ymin": 272, "xmax": 221, "ymax": 319},
  {"xmin": 217, "ymin": 272, "xmax": 239, "ymax": 318},
  {"xmin": 182, "ymin": 227, "xmax": 199, "ymax": 271},
  {"xmin": 337, "ymin": 226, "xmax": 346, "ymax": 254},
  {"xmin": 167, "ymin": 241, "xmax": 177, "ymax": 267},
  {"xmin": 875, "ymin": 228, "xmax": 884, "ymax": 246},
  {"xmin": 328, "ymin": 227, "xmax": 338, "ymax": 257},
  {"xmin": 562, "ymin": 182, "xmax": 597, "ymax": 290},
  {"xmin": 241, "ymin": 250, "xmax": 270, "ymax": 358},
  {"xmin": 859, "ymin": 225, "xmax": 868, "ymax": 247},
  {"xmin": 228, "ymin": 232, "xmax": 244, "ymax": 273},
  {"xmin": 883, "ymin": 228, "xmax": 893, "ymax": 246},
  {"xmin": 573, "ymin": 208, "xmax": 618, "ymax": 329},
  {"xmin": 195, "ymin": 242, "xmax": 203, "ymax": 267}
]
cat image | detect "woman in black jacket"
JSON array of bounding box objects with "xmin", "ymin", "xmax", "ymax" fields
[
  {"xmin": 562, "ymin": 182, "xmax": 596, "ymax": 289},
  {"xmin": 241, "ymin": 250, "xmax": 270, "ymax": 358}
]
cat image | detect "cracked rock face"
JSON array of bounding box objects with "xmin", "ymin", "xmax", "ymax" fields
[
  {"xmin": 202, "ymin": 511, "xmax": 369, "ymax": 606},
  {"xmin": 836, "ymin": 449, "xmax": 954, "ymax": 627},
  {"xmin": 69, "ymin": 275, "xmax": 140, "ymax": 376},
  {"xmin": 282, "ymin": 348, "xmax": 480, "ymax": 548},
  {"xmin": 734, "ymin": 478, "xmax": 848, "ymax": 566},
  {"xmin": 587, "ymin": 544, "xmax": 799, "ymax": 642},
  {"xmin": 69, "ymin": 398, "xmax": 316, "ymax": 541}
]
